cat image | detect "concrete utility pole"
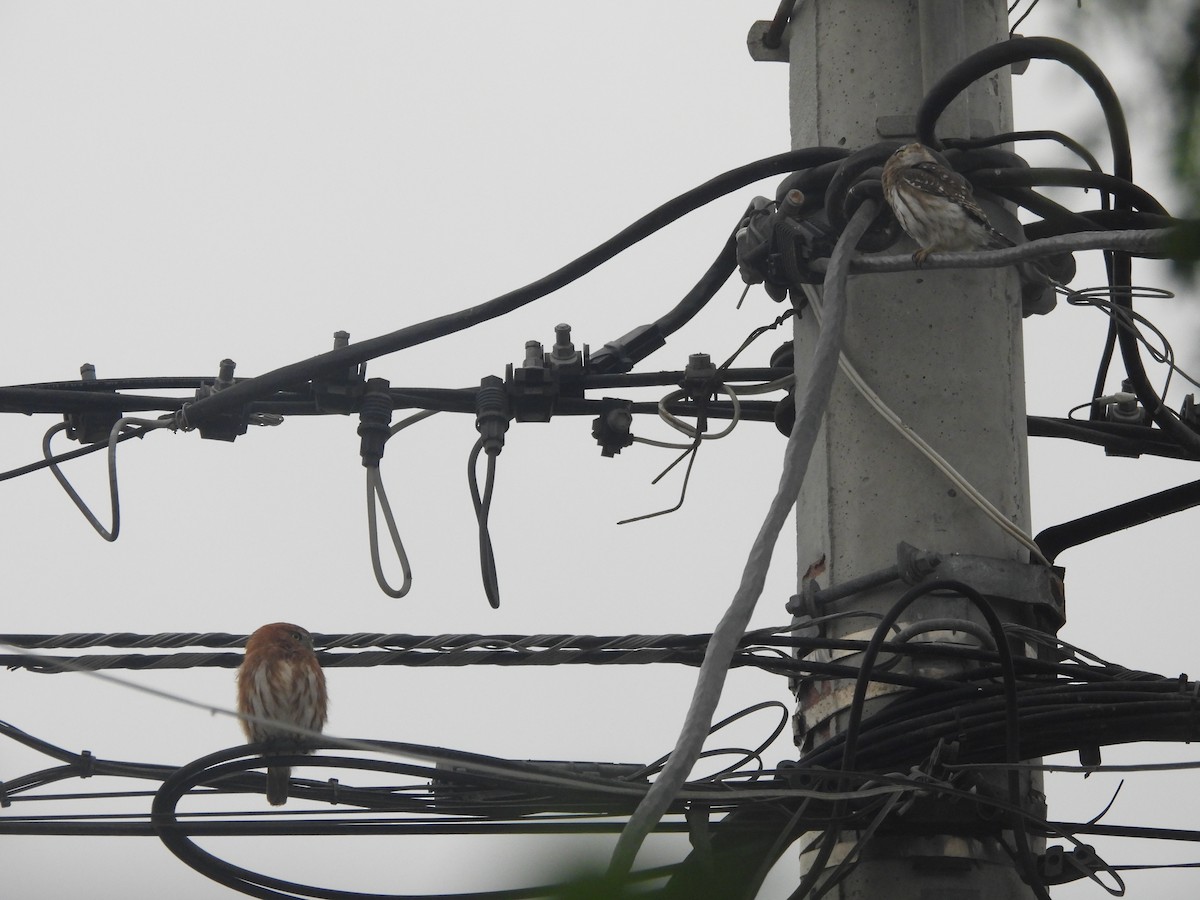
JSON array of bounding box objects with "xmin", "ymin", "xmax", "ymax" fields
[{"xmin": 754, "ymin": 1, "xmax": 1057, "ymax": 897}]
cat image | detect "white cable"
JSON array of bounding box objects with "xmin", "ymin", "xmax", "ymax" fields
[
  {"xmin": 631, "ymin": 434, "xmax": 700, "ymax": 451},
  {"xmin": 607, "ymin": 201, "xmax": 881, "ymax": 879},
  {"xmin": 732, "ymin": 373, "xmax": 796, "ymax": 396},
  {"xmin": 43, "ymin": 415, "xmax": 175, "ymax": 542},
  {"xmin": 657, "ymin": 383, "xmax": 741, "ymax": 440},
  {"xmin": 628, "ymin": 383, "xmax": 744, "ymax": 450},
  {"xmin": 800, "ymin": 284, "xmax": 1051, "ymax": 567}
]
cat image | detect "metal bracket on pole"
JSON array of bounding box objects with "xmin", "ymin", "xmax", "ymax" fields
[
  {"xmin": 746, "ymin": 20, "xmax": 790, "ymax": 63},
  {"xmin": 932, "ymin": 552, "xmax": 1066, "ymax": 627},
  {"xmin": 787, "ymin": 541, "xmax": 941, "ymax": 616},
  {"xmin": 789, "ymin": 541, "xmax": 1065, "ymax": 627}
]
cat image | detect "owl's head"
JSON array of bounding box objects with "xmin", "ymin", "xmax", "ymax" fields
[{"xmin": 887, "ymin": 142, "xmax": 938, "ymax": 171}]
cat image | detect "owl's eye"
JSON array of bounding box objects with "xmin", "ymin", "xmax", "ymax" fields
[{"xmin": 291, "ymin": 631, "xmax": 302, "ymax": 641}]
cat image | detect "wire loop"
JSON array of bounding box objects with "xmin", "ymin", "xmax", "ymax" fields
[
  {"xmin": 366, "ymin": 467, "xmax": 412, "ymax": 598},
  {"xmin": 41, "ymin": 417, "xmax": 173, "ymax": 542}
]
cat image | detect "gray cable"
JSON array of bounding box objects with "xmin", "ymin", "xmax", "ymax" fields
[
  {"xmin": 835, "ymin": 227, "xmax": 1175, "ymax": 274},
  {"xmin": 607, "ymin": 201, "xmax": 881, "ymax": 878}
]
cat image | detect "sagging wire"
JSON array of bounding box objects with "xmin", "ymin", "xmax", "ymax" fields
[
  {"xmin": 799, "ymin": 282, "xmax": 1051, "ymax": 567},
  {"xmin": 608, "ymin": 200, "xmax": 880, "ymax": 881},
  {"xmin": 41, "ymin": 416, "xmax": 175, "ymax": 542}
]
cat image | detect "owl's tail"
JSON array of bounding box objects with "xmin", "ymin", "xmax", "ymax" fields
[{"xmin": 266, "ymin": 764, "xmax": 291, "ymax": 806}]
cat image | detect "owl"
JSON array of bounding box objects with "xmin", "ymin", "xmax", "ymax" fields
[
  {"xmin": 882, "ymin": 142, "xmax": 1014, "ymax": 265},
  {"xmin": 236, "ymin": 622, "xmax": 328, "ymax": 805}
]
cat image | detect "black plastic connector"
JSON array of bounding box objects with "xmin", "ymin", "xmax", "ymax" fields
[
  {"xmin": 547, "ymin": 323, "xmax": 586, "ymax": 399},
  {"xmin": 588, "ymin": 323, "xmax": 666, "ymax": 375},
  {"xmin": 314, "ymin": 331, "xmax": 367, "ymax": 414},
  {"xmin": 737, "ymin": 191, "xmax": 850, "ymax": 300},
  {"xmin": 507, "ymin": 340, "xmax": 556, "ymax": 423},
  {"xmin": 592, "ymin": 400, "xmax": 634, "ymax": 457},
  {"xmin": 1180, "ymin": 393, "xmax": 1200, "ymax": 433},
  {"xmin": 194, "ymin": 359, "xmax": 248, "ymax": 442},
  {"xmin": 475, "ymin": 375, "xmax": 510, "ymax": 455},
  {"xmin": 1037, "ymin": 844, "xmax": 1104, "ymax": 886},
  {"xmin": 63, "ymin": 363, "xmax": 122, "ymax": 444},
  {"xmin": 681, "ymin": 353, "xmax": 718, "ymax": 402},
  {"xmin": 1103, "ymin": 379, "xmax": 1146, "ymax": 458},
  {"xmin": 357, "ymin": 377, "xmax": 393, "ymax": 468}
]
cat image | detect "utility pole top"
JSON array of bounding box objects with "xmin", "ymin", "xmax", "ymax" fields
[{"xmin": 764, "ymin": 1, "xmax": 1053, "ymax": 897}]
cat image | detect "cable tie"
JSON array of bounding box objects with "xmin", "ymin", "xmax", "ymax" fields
[
  {"xmin": 327, "ymin": 777, "xmax": 340, "ymax": 805},
  {"xmin": 79, "ymin": 749, "xmax": 95, "ymax": 779},
  {"xmin": 0, "ymin": 780, "xmax": 9, "ymax": 808}
]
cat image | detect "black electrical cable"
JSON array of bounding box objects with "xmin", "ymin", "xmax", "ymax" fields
[
  {"xmin": 658, "ymin": 233, "xmax": 738, "ymax": 338},
  {"xmin": 468, "ymin": 436, "xmax": 501, "ymax": 610},
  {"xmin": 1027, "ymin": 416, "xmax": 1197, "ymax": 460},
  {"xmin": 1009, "ymin": 0, "xmax": 1042, "ymax": 35},
  {"xmin": 944, "ymin": 130, "xmax": 1105, "ymax": 176},
  {"xmin": 172, "ymin": 147, "xmax": 852, "ymax": 429},
  {"xmin": 153, "ymin": 751, "xmax": 651, "ymax": 899},
  {"xmin": 0, "ymin": 386, "xmax": 183, "ymax": 414},
  {"xmin": 0, "ymin": 427, "xmax": 151, "ymax": 484},
  {"xmin": 915, "ymin": 38, "xmax": 1130, "ymax": 169},
  {"xmin": 916, "ymin": 36, "xmax": 1200, "ymax": 457},
  {"xmin": 1, "ymin": 628, "xmax": 1142, "ymax": 694},
  {"xmin": 797, "ymin": 680, "xmax": 1200, "ymax": 773},
  {"xmin": 1034, "ymin": 477, "xmax": 1200, "ymax": 564},
  {"xmin": 970, "ymin": 167, "xmax": 1169, "ymax": 216},
  {"xmin": 760, "ymin": 0, "xmax": 795, "ymax": 50},
  {"xmin": 626, "ymin": 701, "xmax": 790, "ymax": 782}
]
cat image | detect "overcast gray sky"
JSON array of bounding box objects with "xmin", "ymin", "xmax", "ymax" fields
[{"xmin": 2, "ymin": 3, "xmax": 1197, "ymax": 898}]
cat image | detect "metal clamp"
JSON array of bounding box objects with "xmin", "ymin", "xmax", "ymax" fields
[
  {"xmin": 787, "ymin": 542, "xmax": 941, "ymax": 616},
  {"xmin": 787, "ymin": 542, "xmax": 1066, "ymax": 627}
]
